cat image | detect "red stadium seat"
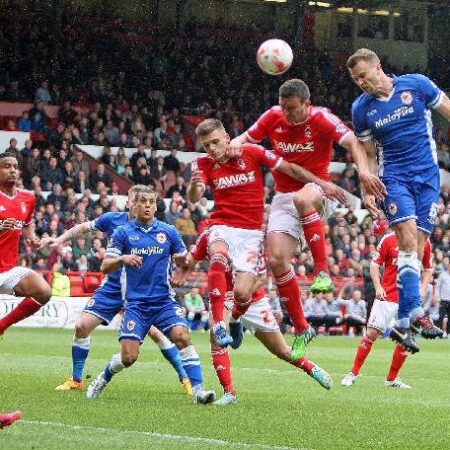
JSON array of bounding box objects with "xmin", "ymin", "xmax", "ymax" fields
[
  {"xmin": 69, "ymin": 275, "xmax": 85, "ymax": 296},
  {"xmin": 83, "ymin": 275, "xmax": 101, "ymax": 293}
]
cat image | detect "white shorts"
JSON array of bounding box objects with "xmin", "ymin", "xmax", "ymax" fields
[
  {"xmin": 242, "ymin": 297, "xmax": 280, "ymax": 334},
  {"xmin": 367, "ymin": 299, "xmax": 398, "ymax": 332},
  {"xmin": 267, "ymin": 183, "xmax": 337, "ymax": 240},
  {"xmin": 208, "ymin": 225, "xmax": 263, "ymax": 275},
  {"xmin": 0, "ymin": 267, "xmax": 34, "ymax": 295}
]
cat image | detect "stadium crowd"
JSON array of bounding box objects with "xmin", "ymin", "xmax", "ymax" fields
[{"xmin": 1, "ymin": 9, "xmax": 449, "ymax": 335}]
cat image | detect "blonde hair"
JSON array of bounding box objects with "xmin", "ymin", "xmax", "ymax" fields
[
  {"xmin": 195, "ymin": 119, "xmax": 226, "ymax": 137},
  {"xmin": 346, "ymin": 48, "xmax": 380, "ymax": 69}
]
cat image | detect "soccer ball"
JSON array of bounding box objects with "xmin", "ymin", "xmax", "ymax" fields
[{"xmin": 256, "ymin": 39, "xmax": 293, "ymax": 76}]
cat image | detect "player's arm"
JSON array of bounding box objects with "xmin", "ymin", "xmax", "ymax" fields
[
  {"xmin": 277, "ymin": 160, "xmax": 348, "ymax": 205},
  {"xmin": 101, "ymin": 229, "xmax": 142, "ymax": 273},
  {"xmin": 420, "ymin": 241, "xmax": 434, "ymax": 298},
  {"xmin": 40, "ymin": 221, "xmax": 92, "ymax": 248},
  {"xmin": 435, "ymin": 94, "xmax": 450, "ymax": 121},
  {"xmin": 370, "ymin": 261, "xmax": 386, "ymax": 300},
  {"xmin": 339, "ymin": 132, "xmax": 386, "ymax": 201},
  {"xmin": 187, "ymin": 161, "xmax": 206, "ymax": 203},
  {"xmin": 22, "ymin": 222, "xmax": 40, "ymax": 248}
]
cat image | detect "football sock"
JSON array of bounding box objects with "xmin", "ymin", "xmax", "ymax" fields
[
  {"xmin": 159, "ymin": 343, "xmax": 189, "ymax": 382},
  {"xmin": 103, "ymin": 353, "xmax": 126, "ymax": 382},
  {"xmin": 179, "ymin": 345, "xmax": 203, "ymax": 389},
  {"xmin": 211, "ymin": 345, "xmax": 235, "ymax": 393},
  {"xmin": 351, "ymin": 335, "xmax": 374, "ymax": 376},
  {"xmin": 208, "ymin": 252, "xmax": 228, "ymax": 324},
  {"xmin": 290, "ymin": 356, "xmax": 315, "ymax": 375},
  {"xmin": 300, "ymin": 211, "xmax": 328, "ymax": 274},
  {"xmin": 274, "ymin": 269, "xmax": 309, "ymax": 333},
  {"xmin": 0, "ymin": 297, "xmax": 42, "ymax": 333},
  {"xmin": 72, "ymin": 336, "xmax": 90, "ymax": 383},
  {"xmin": 386, "ymin": 344, "xmax": 408, "ymax": 381},
  {"xmin": 396, "ymin": 251, "xmax": 420, "ymax": 328}
]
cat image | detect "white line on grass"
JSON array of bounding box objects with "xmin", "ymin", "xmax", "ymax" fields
[{"xmin": 20, "ymin": 420, "xmax": 310, "ymax": 450}]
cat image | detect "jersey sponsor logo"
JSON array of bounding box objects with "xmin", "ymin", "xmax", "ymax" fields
[
  {"xmin": 374, "ymin": 106, "xmax": 414, "ymax": 129},
  {"xmin": 131, "ymin": 246, "xmax": 163, "ymax": 256},
  {"xmin": 400, "ymin": 91, "xmax": 413, "ymax": 105},
  {"xmin": 237, "ymin": 159, "xmax": 247, "ymax": 169},
  {"xmin": 367, "ymin": 109, "xmax": 378, "ymax": 117},
  {"xmin": 21, "ymin": 202, "xmax": 27, "ymax": 213},
  {"xmin": 213, "ymin": 171, "xmax": 256, "ymax": 189},
  {"xmin": 0, "ymin": 219, "xmax": 24, "ymax": 230},
  {"xmin": 0, "ymin": 205, "xmax": 5, "ymax": 212},
  {"xmin": 273, "ymin": 140, "xmax": 314, "ymax": 153},
  {"xmin": 129, "ymin": 235, "xmax": 140, "ymax": 241},
  {"xmin": 156, "ymin": 232, "xmax": 167, "ymax": 244}
]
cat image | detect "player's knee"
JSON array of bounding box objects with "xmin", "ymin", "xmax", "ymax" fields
[
  {"xmin": 121, "ymin": 350, "xmax": 138, "ymax": 367},
  {"xmin": 365, "ymin": 328, "xmax": 380, "ymax": 341},
  {"xmin": 293, "ymin": 188, "xmax": 319, "ymax": 213},
  {"xmin": 234, "ymin": 286, "xmax": 251, "ymax": 305},
  {"xmin": 268, "ymin": 252, "xmax": 288, "ymax": 274},
  {"xmin": 172, "ymin": 330, "xmax": 191, "ymax": 349},
  {"xmin": 75, "ymin": 320, "xmax": 92, "ymax": 338},
  {"xmin": 34, "ymin": 284, "xmax": 52, "ymax": 304}
]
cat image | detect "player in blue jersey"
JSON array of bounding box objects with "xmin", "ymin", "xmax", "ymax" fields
[
  {"xmin": 40, "ymin": 185, "xmax": 192, "ymax": 395},
  {"xmin": 347, "ymin": 48, "xmax": 450, "ymax": 352},
  {"xmin": 86, "ymin": 187, "xmax": 215, "ymax": 404}
]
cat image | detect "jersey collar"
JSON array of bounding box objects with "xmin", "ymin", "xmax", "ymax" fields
[{"xmin": 133, "ymin": 219, "xmax": 156, "ymax": 233}]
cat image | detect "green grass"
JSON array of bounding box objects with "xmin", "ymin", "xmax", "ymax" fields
[{"xmin": 1, "ymin": 328, "xmax": 450, "ymax": 449}]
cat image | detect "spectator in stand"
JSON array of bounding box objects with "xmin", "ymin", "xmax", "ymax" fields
[
  {"xmin": 89, "ymin": 163, "xmax": 111, "ymax": 193},
  {"xmin": 72, "ymin": 148, "xmax": 90, "ymax": 178},
  {"xmin": 20, "ymin": 139, "xmax": 33, "ymax": 159},
  {"xmin": 163, "ymin": 148, "xmax": 180, "ymax": 175},
  {"xmin": 435, "ymin": 260, "xmax": 450, "ymax": 338},
  {"xmin": 58, "ymin": 101, "xmax": 78, "ymax": 126},
  {"xmin": 74, "ymin": 170, "xmax": 91, "ymax": 194},
  {"xmin": 166, "ymin": 201, "xmax": 182, "ymax": 225},
  {"xmin": 100, "ymin": 146, "xmax": 112, "ymax": 165},
  {"xmin": 3, "ymin": 139, "xmax": 24, "ymax": 166},
  {"xmin": 62, "ymin": 160, "xmax": 77, "ymax": 190},
  {"xmin": 104, "ymin": 120, "xmax": 119, "ymax": 145},
  {"xmin": 174, "ymin": 207, "xmax": 198, "ymax": 247},
  {"xmin": 29, "ymin": 101, "xmax": 49, "ymax": 132},
  {"xmin": 323, "ymin": 292, "xmax": 344, "ymax": 331},
  {"xmin": 184, "ymin": 286, "xmax": 208, "ymax": 331},
  {"xmin": 48, "ymin": 123, "xmax": 66, "ymax": 150},
  {"xmin": 17, "ymin": 111, "xmax": 32, "ymax": 132},
  {"xmin": 268, "ymin": 288, "xmax": 284, "ymax": 325},
  {"xmin": 304, "ymin": 293, "xmax": 328, "ymax": 329},
  {"xmin": 25, "ymin": 148, "xmax": 42, "ymax": 186},
  {"xmin": 166, "ymin": 176, "xmax": 187, "ymax": 198},
  {"xmin": 42, "ymin": 157, "xmax": 64, "ymax": 190},
  {"xmin": 129, "ymin": 144, "xmax": 148, "ymax": 169},
  {"xmin": 343, "ymin": 290, "xmax": 367, "ymax": 336},
  {"xmin": 133, "ymin": 161, "xmax": 156, "ymax": 187},
  {"xmin": 77, "ymin": 254, "xmax": 89, "ymax": 272},
  {"xmin": 3, "ymin": 119, "xmax": 18, "ymax": 131},
  {"xmin": 35, "ymin": 80, "xmax": 52, "ymax": 103},
  {"xmin": 47, "ymin": 184, "xmax": 65, "ymax": 205}
]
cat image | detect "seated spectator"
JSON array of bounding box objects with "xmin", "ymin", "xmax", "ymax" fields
[
  {"xmin": 166, "ymin": 176, "xmax": 187, "ymax": 198},
  {"xmin": 166, "ymin": 201, "xmax": 182, "ymax": 225},
  {"xmin": 267, "ymin": 289, "xmax": 284, "ymax": 325},
  {"xmin": 343, "ymin": 290, "xmax": 367, "ymax": 336},
  {"xmin": 174, "ymin": 207, "xmax": 198, "ymax": 247},
  {"xmin": 130, "ymin": 144, "xmax": 148, "ymax": 169},
  {"xmin": 184, "ymin": 286, "xmax": 208, "ymax": 331},
  {"xmin": 89, "ymin": 163, "xmax": 111, "ymax": 192},
  {"xmin": 163, "ymin": 148, "xmax": 180, "ymax": 174},
  {"xmin": 77, "ymin": 254, "xmax": 89, "ymax": 272},
  {"xmin": 17, "ymin": 110, "xmax": 32, "ymax": 132},
  {"xmin": 42, "ymin": 157, "xmax": 65, "ymax": 190},
  {"xmin": 29, "ymin": 101, "xmax": 49, "ymax": 132},
  {"xmin": 34, "ymin": 80, "xmax": 52, "ymax": 103},
  {"xmin": 304, "ymin": 293, "xmax": 328, "ymax": 329},
  {"xmin": 323, "ymin": 292, "xmax": 344, "ymax": 331},
  {"xmin": 72, "ymin": 148, "xmax": 90, "ymax": 178},
  {"xmin": 58, "ymin": 101, "xmax": 78, "ymax": 125},
  {"xmin": 104, "ymin": 120, "xmax": 119, "ymax": 145},
  {"xmin": 3, "ymin": 118, "xmax": 18, "ymax": 131},
  {"xmin": 51, "ymin": 265, "xmax": 71, "ymax": 297}
]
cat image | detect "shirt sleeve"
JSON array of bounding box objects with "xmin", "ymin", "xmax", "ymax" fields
[
  {"xmin": 411, "ymin": 74, "xmax": 444, "ymax": 109},
  {"xmin": 246, "ymin": 109, "xmax": 273, "ymax": 143},
  {"xmin": 372, "ymin": 236, "xmax": 389, "ymax": 265},
  {"xmin": 422, "ymin": 240, "xmax": 433, "ymax": 271},
  {"xmin": 90, "ymin": 213, "xmax": 107, "ymax": 232},
  {"xmin": 351, "ymin": 100, "xmax": 373, "ymax": 142},
  {"xmin": 105, "ymin": 227, "xmax": 125, "ymax": 259},
  {"xmin": 170, "ymin": 227, "xmax": 188, "ymax": 256},
  {"xmin": 248, "ymin": 144, "xmax": 282, "ymax": 170},
  {"xmin": 321, "ymin": 109, "xmax": 352, "ymax": 145},
  {"xmin": 191, "ymin": 158, "xmax": 209, "ymax": 187},
  {"xmin": 191, "ymin": 229, "xmax": 209, "ymax": 261}
]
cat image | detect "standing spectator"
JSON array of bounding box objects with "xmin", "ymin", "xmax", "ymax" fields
[
  {"xmin": 42, "ymin": 157, "xmax": 65, "ymax": 190},
  {"xmin": 34, "ymin": 80, "xmax": 52, "ymax": 103},
  {"xmin": 436, "ymin": 260, "xmax": 450, "ymax": 338},
  {"xmin": 3, "ymin": 139, "xmax": 23, "ymax": 167},
  {"xmin": 103, "ymin": 120, "xmax": 119, "ymax": 145},
  {"xmin": 129, "ymin": 144, "xmax": 148, "ymax": 169},
  {"xmin": 163, "ymin": 148, "xmax": 180, "ymax": 174},
  {"xmin": 165, "ymin": 201, "xmax": 182, "ymax": 225},
  {"xmin": 29, "ymin": 101, "xmax": 49, "ymax": 132},
  {"xmin": 17, "ymin": 111, "xmax": 32, "ymax": 131}
]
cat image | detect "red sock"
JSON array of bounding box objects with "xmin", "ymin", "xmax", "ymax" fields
[
  {"xmin": 300, "ymin": 211, "xmax": 328, "ymax": 274},
  {"xmin": 290, "ymin": 356, "xmax": 315, "ymax": 375},
  {"xmin": 274, "ymin": 269, "xmax": 308, "ymax": 333},
  {"xmin": 386, "ymin": 344, "xmax": 408, "ymax": 381},
  {"xmin": 208, "ymin": 252, "xmax": 228, "ymax": 324},
  {"xmin": 0, "ymin": 297, "xmax": 42, "ymax": 333},
  {"xmin": 351, "ymin": 335, "xmax": 374, "ymax": 376},
  {"xmin": 211, "ymin": 345, "xmax": 234, "ymax": 394}
]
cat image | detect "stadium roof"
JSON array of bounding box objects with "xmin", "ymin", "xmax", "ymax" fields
[{"xmin": 261, "ymin": 0, "xmax": 449, "ymax": 7}]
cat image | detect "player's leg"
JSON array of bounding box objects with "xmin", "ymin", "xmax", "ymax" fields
[
  {"xmin": 293, "ymin": 183, "xmax": 333, "ymax": 294},
  {"xmin": 385, "ymin": 345, "xmax": 410, "ymax": 389},
  {"xmin": 147, "ymin": 325, "xmax": 191, "ymax": 395},
  {"xmin": 0, "ymin": 269, "xmax": 51, "ymax": 334},
  {"xmin": 56, "ymin": 312, "xmax": 102, "ymax": 391},
  {"xmin": 0, "ymin": 410, "xmax": 21, "ymax": 428},
  {"xmin": 267, "ymin": 232, "xmax": 313, "ymax": 359}
]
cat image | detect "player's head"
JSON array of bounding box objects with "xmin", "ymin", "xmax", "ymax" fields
[
  {"xmin": 128, "ymin": 184, "xmax": 154, "ymax": 218},
  {"xmin": 346, "ymin": 48, "xmax": 384, "ymax": 96},
  {"xmin": 278, "ymin": 79, "xmax": 311, "ymax": 124},
  {"xmin": 195, "ymin": 119, "xmax": 229, "ymax": 162},
  {"xmin": 0, "ymin": 153, "xmax": 19, "ymax": 187},
  {"xmin": 132, "ymin": 186, "xmax": 157, "ymax": 223}
]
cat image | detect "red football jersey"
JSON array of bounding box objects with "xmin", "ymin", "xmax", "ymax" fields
[
  {"xmin": 372, "ymin": 232, "xmax": 432, "ymax": 303},
  {"xmin": 193, "ymin": 144, "xmax": 282, "ymax": 229},
  {"xmin": 246, "ymin": 105, "xmax": 351, "ymax": 193},
  {"xmin": 0, "ymin": 189, "xmax": 35, "ymax": 272}
]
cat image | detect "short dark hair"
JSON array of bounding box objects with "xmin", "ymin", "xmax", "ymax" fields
[
  {"xmin": 0, "ymin": 152, "xmax": 18, "ymax": 162},
  {"xmin": 279, "ymin": 79, "xmax": 310, "ymax": 102},
  {"xmin": 346, "ymin": 48, "xmax": 380, "ymax": 69},
  {"xmin": 195, "ymin": 119, "xmax": 226, "ymax": 137},
  {"xmin": 133, "ymin": 185, "xmax": 156, "ymax": 202}
]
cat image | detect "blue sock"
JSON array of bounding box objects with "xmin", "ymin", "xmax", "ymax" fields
[
  {"xmin": 396, "ymin": 251, "xmax": 420, "ymax": 328},
  {"xmin": 161, "ymin": 345, "xmax": 189, "ymax": 382},
  {"xmin": 72, "ymin": 336, "xmax": 90, "ymax": 382},
  {"xmin": 179, "ymin": 345, "xmax": 203, "ymax": 389}
]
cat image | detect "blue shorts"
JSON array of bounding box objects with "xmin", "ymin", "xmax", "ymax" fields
[
  {"xmin": 119, "ymin": 300, "xmax": 188, "ymax": 343},
  {"xmin": 83, "ymin": 290, "xmax": 123, "ymax": 325},
  {"xmin": 381, "ymin": 167, "xmax": 440, "ymax": 235}
]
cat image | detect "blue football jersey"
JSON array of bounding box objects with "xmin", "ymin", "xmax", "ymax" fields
[
  {"xmin": 351, "ymin": 74, "xmax": 443, "ymax": 177},
  {"xmin": 90, "ymin": 212, "xmax": 129, "ymax": 297},
  {"xmin": 106, "ymin": 219, "xmax": 187, "ymax": 304}
]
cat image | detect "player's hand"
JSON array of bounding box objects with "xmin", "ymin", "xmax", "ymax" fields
[
  {"xmin": 363, "ymin": 194, "xmax": 381, "ymax": 218},
  {"xmin": 25, "ymin": 236, "xmax": 41, "ymax": 249},
  {"xmin": 173, "ymin": 252, "xmax": 189, "ymax": 268},
  {"xmin": 0, "ymin": 218, "xmax": 17, "ymax": 233},
  {"xmin": 375, "ymin": 286, "xmax": 387, "ymax": 300},
  {"xmin": 190, "ymin": 170, "xmax": 205, "ymax": 188},
  {"xmin": 122, "ymin": 254, "xmax": 143, "ymax": 268},
  {"xmin": 359, "ymin": 172, "xmax": 386, "ymax": 201},
  {"xmin": 226, "ymin": 139, "xmax": 244, "ymax": 158},
  {"xmin": 321, "ymin": 182, "xmax": 348, "ymax": 205},
  {"xmin": 39, "ymin": 237, "xmax": 58, "ymax": 248},
  {"xmin": 171, "ymin": 266, "xmax": 190, "ymax": 287}
]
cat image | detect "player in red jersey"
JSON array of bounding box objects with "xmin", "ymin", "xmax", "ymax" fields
[
  {"xmin": 173, "ymin": 229, "xmax": 333, "ymax": 406},
  {"xmin": 341, "ymin": 220, "xmax": 433, "ymax": 388},
  {"xmin": 0, "ymin": 410, "xmax": 21, "ymax": 428},
  {"xmin": 230, "ymin": 79, "xmax": 385, "ymax": 359},
  {"xmin": 0, "ymin": 154, "xmax": 51, "ymax": 335},
  {"xmin": 187, "ymin": 118, "xmax": 347, "ymax": 350}
]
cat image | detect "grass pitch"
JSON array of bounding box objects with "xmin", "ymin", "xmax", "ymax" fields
[{"xmin": 1, "ymin": 328, "xmax": 449, "ymax": 449}]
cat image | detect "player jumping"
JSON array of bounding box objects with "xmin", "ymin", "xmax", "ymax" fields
[
  {"xmin": 0, "ymin": 410, "xmax": 21, "ymax": 428},
  {"xmin": 40, "ymin": 185, "xmax": 191, "ymax": 394},
  {"xmin": 0, "ymin": 154, "xmax": 51, "ymax": 336},
  {"xmin": 86, "ymin": 187, "xmax": 215, "ymax": 404},
  {"xmin": 347, "ymin": 48, "xmax": 448, "ymax": 352},
  {"xmin": 342, "ymin": 220, "xmax": 433, "ymax": 388}
]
